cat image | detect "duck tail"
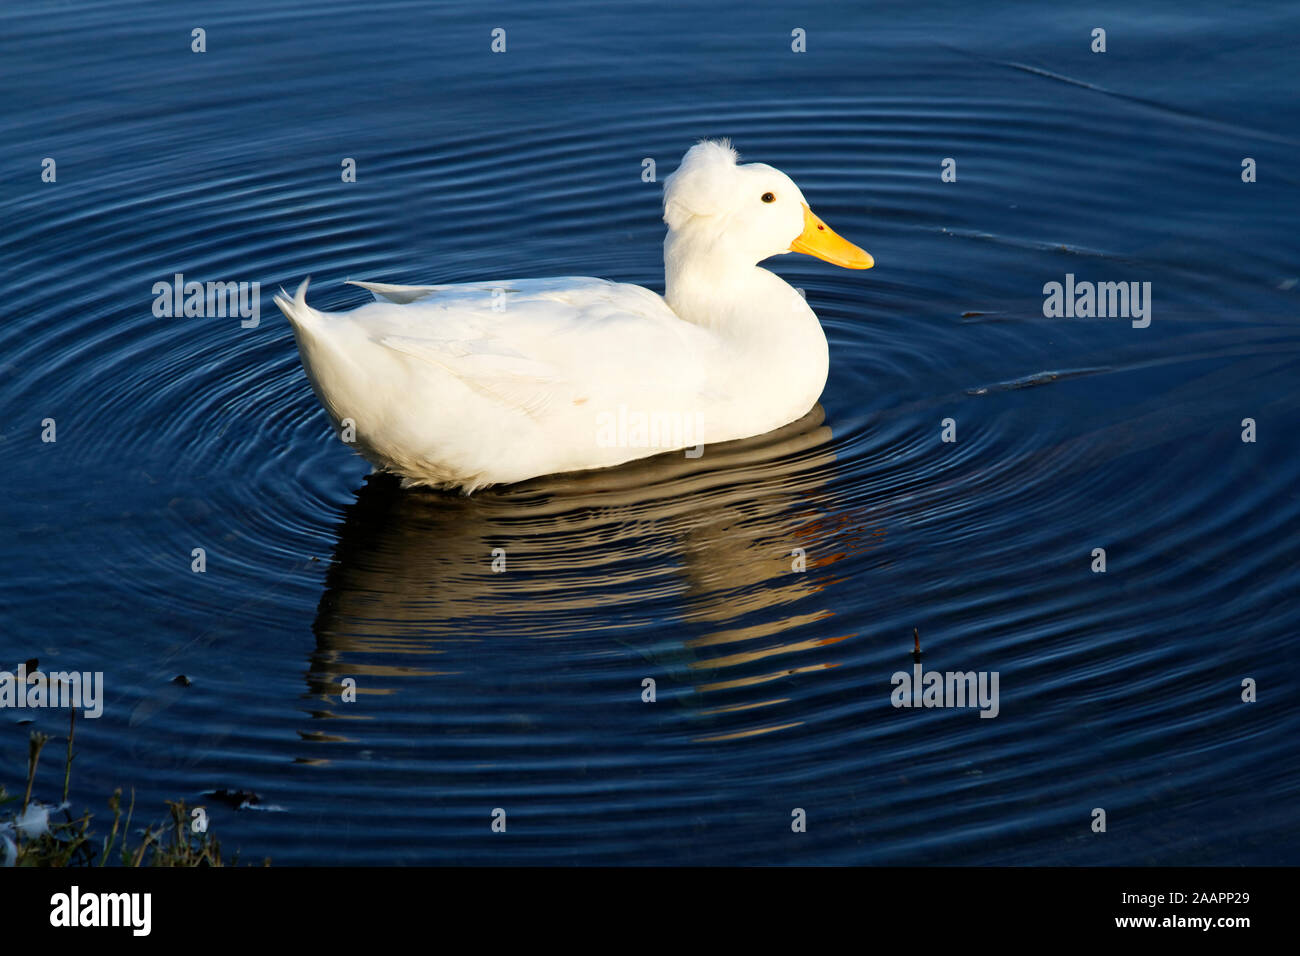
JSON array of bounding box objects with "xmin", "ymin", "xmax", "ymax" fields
[{"xmin": 273, "ymin": 278, "xmax": 316, "ymax": 330}]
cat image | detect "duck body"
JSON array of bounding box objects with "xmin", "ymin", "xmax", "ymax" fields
[{"xmin": 276, "ymin": 141, "xmax": 871, "ymax": 492}]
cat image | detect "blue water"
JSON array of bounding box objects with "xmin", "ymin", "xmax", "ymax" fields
[{"xmin": 2, "ymin": 0, "xmax": 1298, "ymax": 864}]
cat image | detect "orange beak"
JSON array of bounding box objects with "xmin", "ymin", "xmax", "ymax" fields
[{"xmin": 789, "ymin": 204, "xmax": 874, "ymax": 269}]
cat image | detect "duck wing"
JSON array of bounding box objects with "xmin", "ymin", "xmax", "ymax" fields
[{"xmin": 344, "ymin": 276, "xmax": 708, "ymax": 421}]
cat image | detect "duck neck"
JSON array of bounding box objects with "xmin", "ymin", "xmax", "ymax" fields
[
  {"xmin": 661, "ymin": 227, "xmax": 829, "ymax": 423},
  {"xmin": 662, "ymin": 229, "xmax": 803, "ymax": 332}
]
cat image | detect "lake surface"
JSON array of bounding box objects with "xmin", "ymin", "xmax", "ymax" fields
[{"xmin": 2, "ymin": 0, "xmax": 1298, "ymax": 864}]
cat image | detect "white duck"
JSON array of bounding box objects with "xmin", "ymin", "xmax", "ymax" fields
[{"xmin": 275, "ymin": 140, "xmax": 872, "ymax": 492}]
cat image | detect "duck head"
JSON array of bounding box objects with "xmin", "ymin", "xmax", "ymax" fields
[{"xmin": 662, "ymin": 139, "xmax": 874, "ymax": 276}]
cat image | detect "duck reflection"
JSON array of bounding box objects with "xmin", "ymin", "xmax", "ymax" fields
[{"xmin": 304, "ymin": 406, "xmax": 886, "ymax": 742}]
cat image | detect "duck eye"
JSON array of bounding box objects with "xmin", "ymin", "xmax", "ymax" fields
[{"xmin": 761, "ymin": 192, "xmax": 775, "ymax": 203}]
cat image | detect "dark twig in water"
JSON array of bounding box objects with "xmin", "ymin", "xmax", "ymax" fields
[
  {"xmin": 22, "ymin": 732, "xmax": 47, "ymax": 816},
  {"xmin": 63, "ymin": 709, "xmax": 76, "ymax": 805}
]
